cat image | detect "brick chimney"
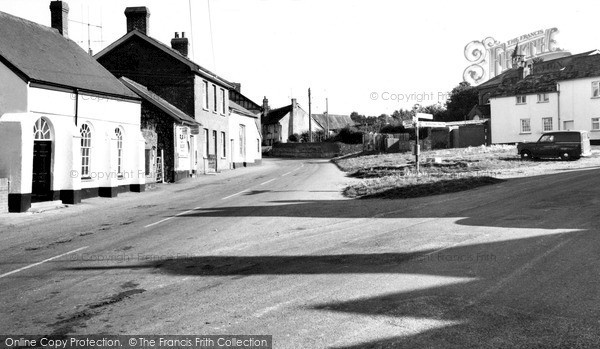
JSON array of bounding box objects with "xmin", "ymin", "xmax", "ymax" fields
[
  {"xmin": 231, "ymin": 83, "xmax": 241, "ymax": 93},
  {"xmin": 262, "ymin": 96, "xmax": 270, "ymax": 116},
  {"xmin": 171, "ymin": 32, "xmax": 188, "ymax": 57},
  {"xmin": 125, "ymin": 7, "xmax": 150, "ymax": 35},
  {"xmin": 50, "ymin": 1, "xmax": 69, "ymax": 37}
]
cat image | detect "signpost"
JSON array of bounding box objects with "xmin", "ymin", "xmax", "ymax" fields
[{"xmin": 413, "ymin": 105, "xmax": 421, "ymax": 175}]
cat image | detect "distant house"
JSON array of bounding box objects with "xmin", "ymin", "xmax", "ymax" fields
[
  {"xmin": 261, "ymin": 98, "xmax": 323, "ymax": 145},
  {"xmin": 119, "ymin": 77, "xmax": 200, "ymax": 183},
  {"xmin": 311, "ymin": 113, "xmax": 355, "ymax": 135},
  {"xmin": 229, "ymin": 101, "xmax": 262, "ymax": 167},
  {"xmin": 0, "ymin": 2, "xmax": 145, "ymax": 212},
  {"xmin": 95, "ymin": 7, "xmax": 232, "ymax": 173},
  {"xmin": 488, "ymin": 50, "xmax": 600, "ymax": 144}
]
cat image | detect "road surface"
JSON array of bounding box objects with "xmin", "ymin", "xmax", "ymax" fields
[{"xmin": 1, "ymin": 158, "xmax": 600, "ymax": 348}]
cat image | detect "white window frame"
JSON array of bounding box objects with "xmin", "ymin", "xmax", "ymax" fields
[
  {"xmin": 520, "ymin": 118, "xmax": 531, "ymax": 134},
  {"xmin": 213, "ymin": 85, "xmax": 218, "ymax": 113},
  {"xmin": 516, "ymin": 95, "xmax": 527, "ymax": 104},
  {"xmin": 202, "ymin": 80, "xmax": 209, "ymax": 110},
  {"xmin": 592, "ymin": 117, "xmax": 600, "ymax": 131},
  {"xmin": 220, "ymin": 88, "xmax": 226, "ymax": 115},
  {"xmin": 80, "ymin": 123, "xmax": 92, "ymax": 178},
  {"xmin": 115, "ymin": 127, "xmax": 123, "ymax": 178},
  {"xmin": 542, "ymin": 117, "xmax": 553, "ymax": 132},
  {"xmin": 593, "ymin": 81, "xmax": 600, "ymax": 98},
  {"xmin": 537, "ymin": 93, "xmax": 549, "ymax": 103}
]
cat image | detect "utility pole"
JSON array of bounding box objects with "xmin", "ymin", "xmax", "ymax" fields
[
  {"xmin": 308, "ymin": 88, "xmax": 312, "ymax": 142},
  {"xmin": 325, "ymin": 97, "xmax": 329, "ymax": 139},
  {"xmin": 413, "ymin": 104, "xmax": 421, "ymax": 176}
]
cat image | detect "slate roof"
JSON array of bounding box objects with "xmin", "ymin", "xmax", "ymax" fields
[
  {"xmin": 262, "ymin": 105, "xmax": 292, "ymax": 125},
  {"xmin": 95, "ymin": 30, "xmax": 232, "ymax": 89},
  {"xmin": 490, "ymin": 51, "xmax": 600, "ymax": 98},
  {"xmin": 230, "ymin": 100, "xmax": 258, "ymax": 118},
  {"xmin": 0, "ymin": 11, "xmax": 137, "ymax": 99},
  {"xmin": 120, "ymin": 77, "xmax": 199, "ymax": 126},
  {"xmin": 311, "ymin": 114, "xmax": 355, "ymax": 130}
]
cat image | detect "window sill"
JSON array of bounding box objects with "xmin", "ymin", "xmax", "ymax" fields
[
  {"xmin": 537, "ymin": 101, "xmax": 549, "ymax": 104},
  {"xmin": 516, "ymin": 103, "xmax": 527, "ymax": 105},
  {"xmin": 81, "ymin": 177, "xmax": 93, "ymax": 182},
  {"xmin": 519, "ymin": 132, "xmax": 532, "ymax": 135}
]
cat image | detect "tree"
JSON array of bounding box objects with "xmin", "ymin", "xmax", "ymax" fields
[{"xmin": 443, "ymin": 81, "xmax": 479, "ymax": 121}]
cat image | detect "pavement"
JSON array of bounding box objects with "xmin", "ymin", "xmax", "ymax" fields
[{"xmin": 1, "ymin": 158, "xmax": 600, "ymax": 348}]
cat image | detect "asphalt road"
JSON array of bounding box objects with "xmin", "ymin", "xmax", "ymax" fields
[{"xmin": 1, "ymin": 158, "xmax": 600, "ymax": 348}]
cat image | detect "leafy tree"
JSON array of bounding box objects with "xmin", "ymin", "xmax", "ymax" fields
[{"xmin": 442, "ymin": 81, "xmax": 478, "ymax": 121}]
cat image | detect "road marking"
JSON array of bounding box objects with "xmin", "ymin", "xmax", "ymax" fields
[
  {"xmin": 144, "ymin": 208, "xmax": 199, "ymax": 228},
  {"xmin": 260, "ymin": 178, "xmax": 276, "ymax": 186},
  {"xmin": 281, "ymin": 171, "xmax": 292, "ymax": 177},
  {"xmin": 0, "ymin": 246, "xmax": 89, "ymax": 279},
  {"xmin": 221, "ymin": 189, "xmax": 249, "ymax": 200}
]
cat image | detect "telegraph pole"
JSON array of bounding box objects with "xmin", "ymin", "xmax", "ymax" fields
[
  {"xmin": 413, "ymin": 104, "xmax": 420, "ymax": 176},
  {"xmin": 308, "ymin": 88, "xmax": 312, "ymax": 142},
  {"xmin": 325, "ymin": 97, "xmax": 329, "ymax": 138}
]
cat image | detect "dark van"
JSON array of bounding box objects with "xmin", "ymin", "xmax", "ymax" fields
[{"xmin": 517, "ymin": 131, "xmax": 591, "ymax": 160}]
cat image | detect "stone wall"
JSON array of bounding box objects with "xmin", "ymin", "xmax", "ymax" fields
[{"xmin": 268, "ymin": 142, "xmax": 361, "ymax": 158}]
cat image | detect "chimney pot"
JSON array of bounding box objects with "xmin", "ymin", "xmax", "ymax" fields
[
  {"xmin": 125, "ymin": 6, "xmax": 150, "ymax": 35},
  {"xmin": 50, "ymin": 1, "xmax": 69, "ymax": 37},
  {"xmin": 171, "ymin": 32, "xmax": 189, "ymax": 57}
]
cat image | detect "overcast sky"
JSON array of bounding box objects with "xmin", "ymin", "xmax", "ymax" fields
[{"xmin": 2, "ymin": 0, "xmax": 600, "ymax": 116}]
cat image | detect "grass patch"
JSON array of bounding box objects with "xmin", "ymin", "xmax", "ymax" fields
[{"xmin": 345, "ymin": 175, "xmax": 504, "ymax": 199}]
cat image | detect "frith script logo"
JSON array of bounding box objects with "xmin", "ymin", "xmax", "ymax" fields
[{"xmin": 463, "ymin": 28, "xmax": 569, "ymax": 86}]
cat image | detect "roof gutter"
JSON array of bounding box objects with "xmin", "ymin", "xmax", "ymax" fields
[{"xmin": 29, "ymin": 80, "xmax": 141, "ymax": 102}]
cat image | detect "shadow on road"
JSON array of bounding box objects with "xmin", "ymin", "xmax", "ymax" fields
[{"xmin": 64, "ymin": 169, "xmax": 600, "ymax": 347}]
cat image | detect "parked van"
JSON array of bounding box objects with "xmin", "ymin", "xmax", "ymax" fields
[{"xmin": 517, "ymin": 131, "xmax": 591, "ymax": 160}]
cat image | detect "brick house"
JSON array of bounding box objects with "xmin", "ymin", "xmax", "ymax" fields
[
  {"xmin": 120, "ymin": 77, "xmax": 201, "ymax": 182},
  {"xmin": 95, "ymin": 7, "xmax": 232, "ymax": 173}
]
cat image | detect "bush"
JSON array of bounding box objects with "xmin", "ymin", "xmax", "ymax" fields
[
  {"xmin": 288, "ymin": 133, "xmax": 300, "ymax": 142},
  {"xmin": 332, "ymin": 127, "xmax": 364, "ymax": 144}
]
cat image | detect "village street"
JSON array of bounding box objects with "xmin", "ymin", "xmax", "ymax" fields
[{"xmin": 1, "ymin": 158, "xmax": 600, "ymax": 348}]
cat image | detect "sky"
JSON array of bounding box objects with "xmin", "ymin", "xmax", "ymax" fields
[{"xmin": 1, "ymin": 0, "xmax": 600, "ymax": 116}]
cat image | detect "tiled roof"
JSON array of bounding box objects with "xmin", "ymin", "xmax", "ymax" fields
[
  {"xmin": 311, "ymin": 114, "xmax": 355, "ymax": 130},
  {"xmin": 0, "ymin": 11, "xmax": 137, "ymax": 99},
  {"xmin": 230, "ymin": 100, "xmax": 258, "ymax": 118},
  {"xmin": 120, "ymin": 77, "xmax": 199, "ymax": 126},
  {"xmin": 491, "ymin": 51, "xmax": 600, "ymax": 97},
  {"xmin": 262, "ymin": 105, "xmax": 292, "ymax": 125},
  {"xmin": 95, "ymin": 30, "xmax": 232, "ymax": 89}
]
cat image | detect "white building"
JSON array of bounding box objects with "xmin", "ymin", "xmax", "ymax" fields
[
  {"xmin": 0, "ymin": 4, "xmax": 144, "ymax": 212},
  {"xmin": 229, "ymin": 101, "xmax": 262, "ymax": 168},
  {"xmin": 489, "ymin": 51, "xmax": 600, "ymax": 144}
]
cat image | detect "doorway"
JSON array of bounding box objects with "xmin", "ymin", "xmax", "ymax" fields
[{"xmin": 32, "ymin": 140, "xmax": 52, "ymax": 202}]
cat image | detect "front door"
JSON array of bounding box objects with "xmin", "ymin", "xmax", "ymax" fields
[{"xmin": 32, "ymin": 140, "xmax": 52, "ymax": 202}]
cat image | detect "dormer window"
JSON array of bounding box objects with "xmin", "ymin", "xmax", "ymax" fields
[
  {"xmin": 537, "ymin": 93, "xmax": 549, "ymax": 103},
  {"xmin": 516, "ymin": 95, "xmax": 527, "ymax": 104}
]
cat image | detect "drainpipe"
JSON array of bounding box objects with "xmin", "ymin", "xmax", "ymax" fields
[
  {"xmin": 74, "ymin": 88, "xmax": 79, "ymax": 126},
  {"xmin": 556, "ymin": 83, "xmax": 561, "ymax": 130}
]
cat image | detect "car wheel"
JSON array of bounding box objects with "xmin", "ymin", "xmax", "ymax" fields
[
  {"xmin": 560, "ymin": 152, "xmax": 571, "ymax": 161},
  {"xmin": 520, "ymin": 150, "xmax": 533, "ymax": 160}
]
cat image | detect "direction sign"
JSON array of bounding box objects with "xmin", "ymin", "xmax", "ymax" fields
[
  {"xmin": 419, "ymin": 121, "xmax": 447, "ymax": 128},
  {"xmin": 416, "ymin": 113, "xmax": 434, "ymax": 120}
]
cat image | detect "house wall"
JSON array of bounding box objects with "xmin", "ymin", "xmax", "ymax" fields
[
  {"xmin": 0, "ymin": 61, "xmax": 27, "ymax": 116},
  {"xmin": 557, "ymin": 77, "xmax": 600, "ymax": 141},
  {"xmin": 194, "ymin": 76, "xmax": 229, "ymax": 172},
  {"xmin": 490, "ymin": 92, "xmax": 558, "ymax": 143},
  {"xmin": 0, "ymin": 86, "xmax": 144, "ymax": 212},
  {"xmin": 229, "ymin": 111, "xmax": 262, "ymax": 167}
]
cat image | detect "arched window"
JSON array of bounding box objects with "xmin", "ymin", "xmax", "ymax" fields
[
  {"xmin": 80, "ymin": 124, "xmax": 92, "ymax": 178},
  {"xmin": 33, "ymin": 118, "xmax": 52, "ymax": 140},
  {"xmin": 115, "ymin": 127, "xmax": 123, "ymax": 177}
]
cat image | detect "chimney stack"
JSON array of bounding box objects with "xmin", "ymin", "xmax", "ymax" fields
[
  {"xmin": 125, "ymin": 7, "xmax": 150, "ymax": 35},
  {"xmin": 50, "ymin": 1, "xmax": 69, "ymax": 37},
  {"xmin": 171, "ymin": 31, "xmax": 189, "ymax": 57},
  {"xmin": 231, "ymin": 83, "xmax": 241, "ymax": 93},
  {"xmin": 262, "ymin": 96, "xmax": 270, "ymax": 116}
]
